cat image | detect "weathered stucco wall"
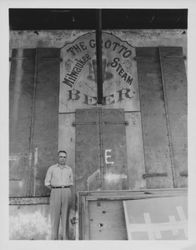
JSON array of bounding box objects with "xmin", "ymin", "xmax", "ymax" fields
[
  {"xmin": 9, "ymin": 204, "xmax": 51, "ymax": 240},
  {"xmin": 9, "ymin": 201, "xmax": 76, "ymax": 240},
  {"xmin": 9, "ymin": 29, "xmax": 187, "ymax": 191},
  {"xmin": 10, "ymin": 30, "xmax": 187, "ymax": 52}
]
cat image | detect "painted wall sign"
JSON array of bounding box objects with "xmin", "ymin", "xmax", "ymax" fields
[
  {"xmin": 105, "ymin": 149, "xmax": 114, "ymax": 165},
  {"xmin": 60, "ymin": 32, "xmax": 140, "ymax": 112}
]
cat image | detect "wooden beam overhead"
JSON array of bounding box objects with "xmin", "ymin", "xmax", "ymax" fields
[{"xmin": 9, "ymin": 9, "xmax": 188, "ymax": 30}]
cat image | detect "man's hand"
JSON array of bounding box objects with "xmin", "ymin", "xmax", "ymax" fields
[{"xmin": 46, "ymin": 185, "xmax": 52, "ymax": 190}]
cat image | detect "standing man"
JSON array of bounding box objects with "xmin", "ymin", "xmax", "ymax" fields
[{"xmin": 45, "ymin": 150, "xmax": 73, "ymax": 240}]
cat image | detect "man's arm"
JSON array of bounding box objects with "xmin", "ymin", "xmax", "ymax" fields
[
  {"xmin": 44, "ymin": 166, "xmax": 52, "ymax": 190},
  {"xmin": 69, "ymin": 168, "xmax": 74, "ymax": 186}
]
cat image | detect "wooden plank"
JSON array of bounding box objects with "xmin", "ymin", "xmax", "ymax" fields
[
  {"xmin": 80, "ymin": 188, "xmax": 187, "ymax": 200},
  {"xmin": 78, "ymin": 193, "xmax": 90, "ymax": 240},
  {"xmin": 84, "ymin": 200, "xmax": 90, "ymax": 240},
  {"xmin": 123, "ymin": 201, "xmax": 131, "ymax": 239},
  {"xmin": 136, "ymin": 47, "xmax": 173, "ymax": 188},
  {"xmin": 75, "ymin": 109, "xmax": 101, "ymax": 192},
  {"xmin": 32, "ymin": 48, "xmax": 60, "ymax": 196},
  {"xmin": 159, "ymin": 47, "xmax": 187, "ymax": 188},
  {"xmin": 78, "ymin": 194, "xmax": 84, "ymax": 240},
  {"xmin": 9, "ymin": 49, "xmax": 36, "ymax": 197},
  {"xmin": 81, "ymin": 195, "xmax": 88, "ymax": 240},
  {"xmin": 102, "ymin": 109, "xmax": 128, "ymax": 190},
  {"xmin": 125, "ymin": 112, "xmax": 146, "ymax": 189},
  {"xmin": 9, "ymin": 196, "xmax": 49, "ymax": 205}
]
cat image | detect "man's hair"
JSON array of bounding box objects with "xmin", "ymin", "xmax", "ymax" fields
[{"xmin": 58, "ymin": 150, "xmax": 67, "ymax": 155}]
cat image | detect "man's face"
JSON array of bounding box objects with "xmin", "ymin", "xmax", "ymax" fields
[{"xmin": 58, "ymin": 152, "xmax": 67, "ymax": 165}]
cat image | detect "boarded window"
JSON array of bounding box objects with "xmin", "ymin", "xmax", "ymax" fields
[
  {"xmin": 136, "ymin": 47, "xmax": 187, "ymax": 188},
  {"xmin": 9, "ymin": 48, "xmax": 60, "ymax": 197}
]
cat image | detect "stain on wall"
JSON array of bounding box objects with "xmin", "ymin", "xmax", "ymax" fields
[{"xmin": 9, "ymin": 203, "xmax": 76, "ymax": 240}]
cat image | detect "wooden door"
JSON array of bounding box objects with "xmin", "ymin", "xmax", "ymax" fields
[{"xmin": 75, "ymin": 108, "xmax": 128, "ymax": 193}]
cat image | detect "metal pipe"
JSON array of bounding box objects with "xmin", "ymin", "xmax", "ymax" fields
[{"xmin": 96, "ymin": 9, "xmax": 103, "ymax": 104}]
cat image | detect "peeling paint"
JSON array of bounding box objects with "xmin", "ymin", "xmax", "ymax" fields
[
  {"xmin": 10, "ymin": 30, "xmax": 90, "ymax": 49},
  {"xmin": 9, "ymin": 154, "xmax": 21, "ymax": 162},
  {"xmin": 9, "ymin": 205, "xmax": 77, "ymax": 240},
  {"xmin": 18, "ymin": 181, "xmax": 24, "ymax": 188},
  {"xmin": 104, "ymin": 173, "xmax": 127, "ymax": 183},
  {"xmin": 87, "ymin": 169, "xmax": 100, "ymax": 190}
]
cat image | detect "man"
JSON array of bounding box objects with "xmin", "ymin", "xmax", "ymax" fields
[{"xmin": 45, "ymin": 150, "xmax": 73, "ymax": 240}]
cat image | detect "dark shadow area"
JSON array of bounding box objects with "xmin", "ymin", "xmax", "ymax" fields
[{"xmin": 9, "ymin": 9, "xmax": 187, "ymax": 30}]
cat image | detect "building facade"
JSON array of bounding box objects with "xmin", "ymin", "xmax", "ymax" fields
[{"xmin": 9, "ymin": 10, "xmax": 187, "ymax": 240}]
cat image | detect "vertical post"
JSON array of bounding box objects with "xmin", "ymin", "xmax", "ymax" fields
[
  {"xmin": 29, "ymin": 48, "xmax": 38, "ymax": 196},
  {"xmin": 96, "ymin": 9, "xmax": 103, "ymax": 104},
  {"xmin": 98, "ymin": 108, "xmax": 104, "ymax": 189}
]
